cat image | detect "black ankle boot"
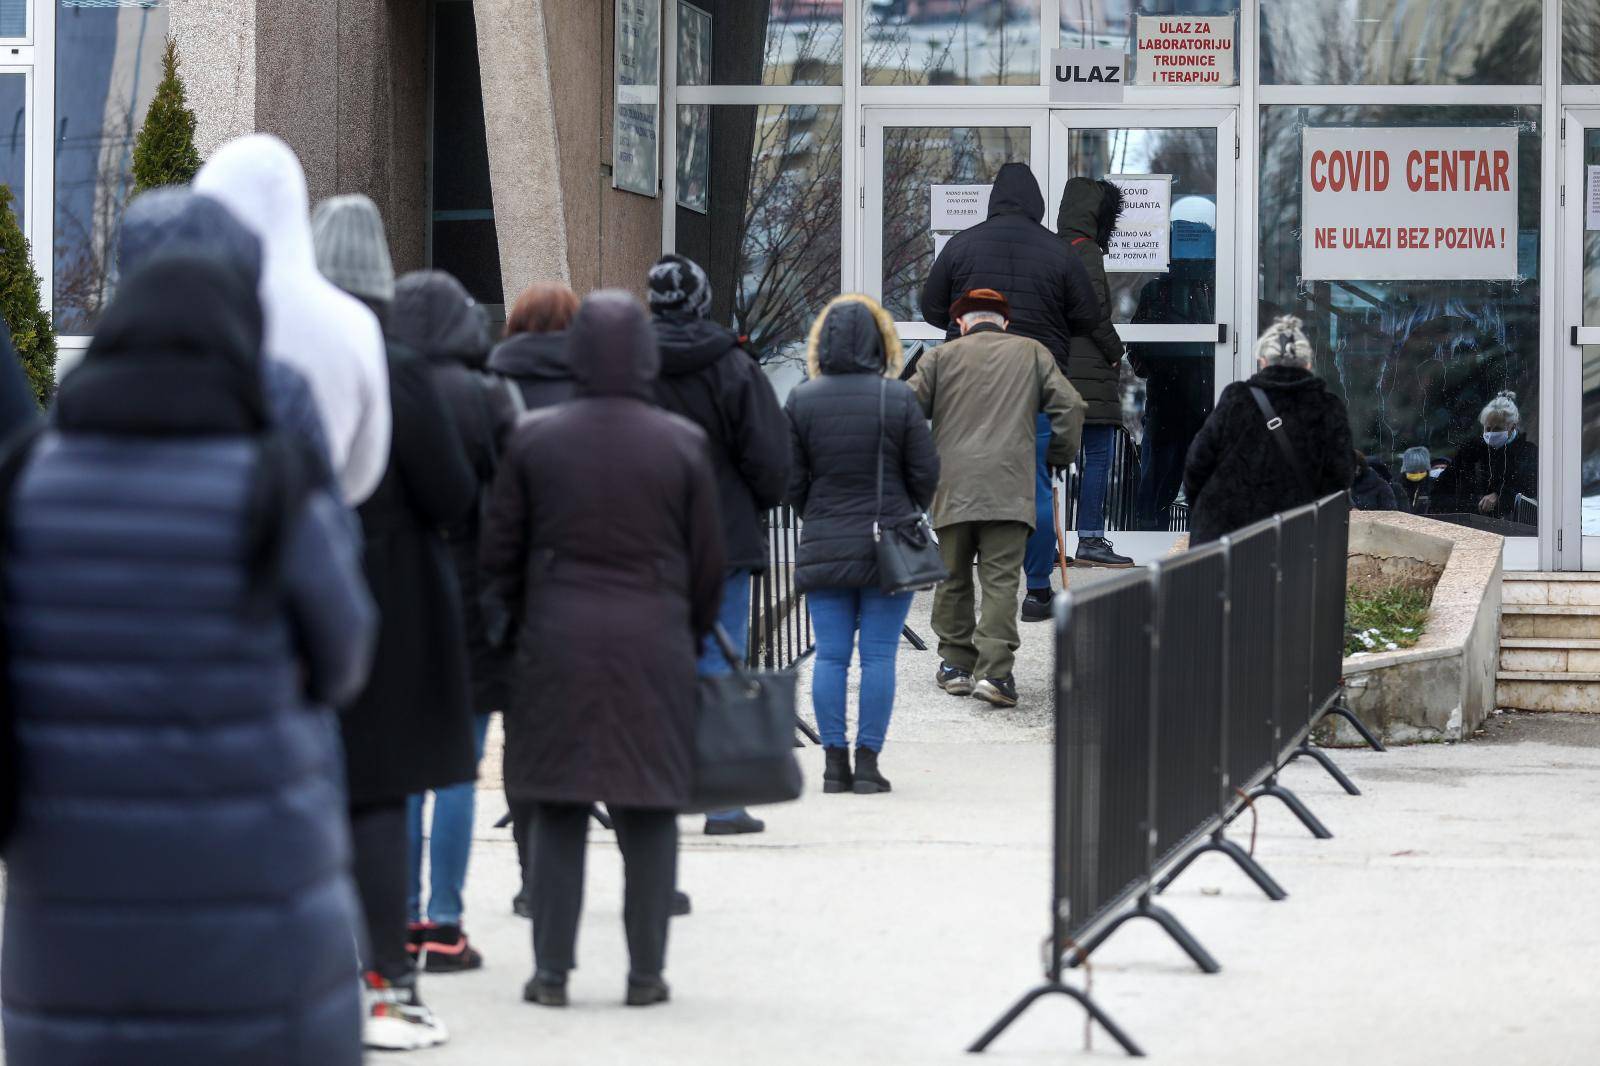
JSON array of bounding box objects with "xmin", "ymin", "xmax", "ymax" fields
[
  {"xmin": 823, "ymin": 746, "xmax": 853, "ymax": 793},
  {"xmin": 853, "ymin": 747, "xmax": 891, "ymax": 794}
]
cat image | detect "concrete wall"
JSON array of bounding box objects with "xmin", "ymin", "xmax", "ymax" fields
[{"xmin": 168, "ymin": 0, "xmax": 257, "ymax": 158}]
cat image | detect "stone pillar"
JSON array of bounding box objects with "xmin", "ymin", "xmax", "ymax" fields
[
  {"xmin": 473, "ymin": 0, "xmax": 572, "ymax": 295},
  {"xmin": 168, "ymin": 0, "xmax": 258, "ymax": 159}
]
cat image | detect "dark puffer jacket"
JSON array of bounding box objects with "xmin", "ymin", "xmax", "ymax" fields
[
  {"xmin": 785, "ymin": 296, "xmax": 940, "ymax": 592},
  {"xmin": 653, "ymin": 315, "xmax": 790, "ymax": 571},
  {"xmin": 391, "ymin": 270, "xmax": 514, "ymax": 713},
  {"xmin": 481, "ymin": 292, "xmax": 725, "ymax": 809},
  {"xmin": 488, "ymin": 329, "xmax": 577, "ymax": 412},
  {"xmin": 921, "ymin": 163, "xmax": 1121, "ymax": 378},
  {"xmin": 1351, "ymin": 459, "xmax": 1400, "ymax": 511},
  {"xmin": 1184, "ymin": 365, "xmax": 1357, "ymax": 545},
  {"xmin": 1430, "ymin": 435, "xmax": 1538, "ymax": 520},
  {"xmin": 1057, "ymin": 177, "xmax": 1128, "ymax": 425},
  {"xmin": 0, "ymin": 257, "xmax": 375, "ymax": 1066}
]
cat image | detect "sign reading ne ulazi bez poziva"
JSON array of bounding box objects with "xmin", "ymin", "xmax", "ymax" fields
[
  {"xmin": 1300, "ymin": 127, "xmax": 1519, "ymax": 281},
  {"xmin": 1135, "ymin": 15, "xmax": 1235, "ymax": 87}
]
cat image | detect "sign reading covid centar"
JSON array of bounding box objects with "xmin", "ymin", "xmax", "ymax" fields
[{"xmin": 1300, "ymin": 127, "xmax": 1519, "ymax": 281}]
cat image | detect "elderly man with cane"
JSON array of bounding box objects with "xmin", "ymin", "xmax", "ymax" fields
[{"xmin": 911, "ymin": 289, "xmax": 1086, "ymax": 708}]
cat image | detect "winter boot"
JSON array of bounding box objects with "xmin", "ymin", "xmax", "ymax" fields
[
  {"xmin": 853, "ymin": 747, "xmax": 892, "ymax": 794},
  {"xmin": 823, "ymin": 746, "xmax": 853, "ymax": 793},
  {"xmin": 523, "ymin": 970, "xmax": 569, "ymax": 1008},
  {"xmin": 1072, "ymin": 537, "xmax": 1134, "ymax": 568},
  {"xmin": 1020, "ymin": 588, "xmax": 1054, "ymax": 622},
  {"xmin": 625, "ymin": 973, "xmax": 672, "ymax": 1007}
]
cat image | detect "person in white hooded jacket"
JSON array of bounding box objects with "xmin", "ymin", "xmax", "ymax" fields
[{"xmin": 195, "ymin": 134, "xmax": 391, "ymax": 505}]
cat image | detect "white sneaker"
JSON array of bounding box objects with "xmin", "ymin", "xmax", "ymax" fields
[{"xmin": 363, "ymin": 972, "xmax": 450, "ymax": 1051}]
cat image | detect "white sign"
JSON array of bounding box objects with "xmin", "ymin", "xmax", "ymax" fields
[
  {"xmin": 930, "ymin": 184, "xmax": 991, "ymax": 230},
  {"xmin": 1587, "ymin": 165, "xmax": 1600, "ymax": 231},
  {"xmin": 1104, "ymin": 174, "xmax": 1171, "ymax": 273},
  {"xmin": 613, "ymin": 0, "xmax": 660, "ymax": 197},
  {"xmin": 934, "ymin": 233, "xmax": 952, "ymax": 260},
  {"xmin": 1135, "ymin": 15, "xmax": 1235, "ymax": 87},
  {"xmin": 1049, "ymin": 47, "xmax": 1125, "ymax": 104},
  {"xmin": 1300, "ymin": 126, "xmax": 1519, "ymax": 281}
]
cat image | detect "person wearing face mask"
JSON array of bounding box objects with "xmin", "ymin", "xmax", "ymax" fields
[
  {"xmin": 1431, "ymin": 392, "xmax": 1539, "ymax": 522},
  {"xmin": 1398, "ymin": 446, "xmax": 1433, "ymax": 513}
]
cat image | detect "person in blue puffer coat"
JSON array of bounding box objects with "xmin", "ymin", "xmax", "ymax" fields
[{"xmin": 0, "ymin": 251, "xmax": 376, "ymax": 1066}]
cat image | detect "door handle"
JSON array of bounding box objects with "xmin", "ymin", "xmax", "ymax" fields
[{"xmin": 1218, "ymin": 323, "xmax": 1228, "ymax": 343}]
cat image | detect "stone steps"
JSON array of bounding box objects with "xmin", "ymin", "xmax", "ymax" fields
[{"xmin": 1497, "ymin": 574, "xmax": 1600, "ymax": 711}]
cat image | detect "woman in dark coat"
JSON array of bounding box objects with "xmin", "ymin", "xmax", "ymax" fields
[
  {"xmin": 1430, "ymin": 391, "xmax": 1538, "ymax": 523},
  {"xmin": 481, "ymin": 290, "xmax": 724, "ymax": 1009},
  {"xmin": 784, "ymin": 294, "xmax": 940, "ymax": 794},
  {"xmin": 1184, "ymin": 315, "xmax": 1357, "ymax": 545},
  {"xmin": 0, "ymin": 254, "xmax": 375, "ymax": 1066},
  {"xmin": 488, "ymin": 282, "xmax": 581, "ymax": 410},
  {"xmin": 1351, "ymin": 450, "xmax": 1401, "ymax": 511},
  {"xmin": 388, "ymin": 269, "xmax": 513, "ymax": 971}
]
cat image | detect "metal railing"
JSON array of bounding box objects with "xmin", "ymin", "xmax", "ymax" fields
[
  {"xmin": 971, "ymin": 492, "xmax": 1385, "ymax": 1058},
  {"xmin": 747, "ymin": 505, "xmax": 814, "ymax": 672}
]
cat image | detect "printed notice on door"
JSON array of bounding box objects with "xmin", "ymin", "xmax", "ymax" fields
[
  {"xmin": 1587, "ymin": 166, "xmax": 1600, "ymax": 231},
  {"xmin": 1300, "ymin": 127, "xmax": 1518, "ymax": 281},
  {"xmin": 1135, "ymin": 15, "xmax": 1235, "ymax": 87},
  {"xmin": 1103, "ymin": 174, "xmax": 1171, "ymax": 273},
  {"xmin": 930, "ymin": 185, "xmax": 992, "ymax": 231}
]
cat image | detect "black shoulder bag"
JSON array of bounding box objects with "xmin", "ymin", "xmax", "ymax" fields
[
  {"xmin": 873, "ymin": 378, "xmax": 948, "ymax": 594},
  {"xmin": 1249, "ymin": 386, "xmax": 1314, "ymax": 499},
  {"xmin": 686, "ymin": 623, "xmax": 803, "ymax": 813}
]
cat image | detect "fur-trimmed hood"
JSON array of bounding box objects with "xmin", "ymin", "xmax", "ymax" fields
[{"xmin": 805, "ymin": 294, "xmax": 903, "ymax": 379}]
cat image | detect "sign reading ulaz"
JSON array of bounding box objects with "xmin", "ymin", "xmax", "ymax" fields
[
  {"xmin": 1300, "ymin": 126, "xmax": 1518, "ymax": 281},
  {"xmin": 1049, "ymin": 48, "xmax": 1124, "ymax": 104}
]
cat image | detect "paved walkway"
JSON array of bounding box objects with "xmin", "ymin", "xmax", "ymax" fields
[{"xmin": 407, "ymin": 590, "xmax": 1600, "ymax": 1066}]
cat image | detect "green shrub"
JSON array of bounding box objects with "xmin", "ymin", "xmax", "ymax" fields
[
  {"xmin": 0, "ymin": 184, "xmax": 56, "ymax": 408},
  {"xmin": 131, "ymin": 37, "xmax": 202, "ymax": 194}
]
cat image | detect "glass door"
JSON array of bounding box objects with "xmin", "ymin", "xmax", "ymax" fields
[
  {"xmin": 1050, "ymin": 108, "xmax": 1237, "ymax": 536},
  {"xmin": 1564, "ymin": 110, "xmax": 1600, "ymax": 569},
  {"xmin": 862, "ymin": 108, "xmax": 1049, "ymax": 342}
]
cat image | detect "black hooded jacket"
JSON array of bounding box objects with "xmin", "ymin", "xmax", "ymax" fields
[
  {"xmin": 488, "ymin": 329, "xmax": 578, "ymax": 413},
  {"xmin": 921, "ymin": 163, "xmax": 1121, "ymax": 379},
  {"xmin": 784, "ymin": 298, "xmax": 940, "ymax": 592},
  {"xmin": 1184, "ymin": 365, "xmax": 1357, "ymax": 545},
  {"xmin": 652, "ymin": 316, "xmax": 790, "ymax": 571},
  {"xmin": 1057, "ymin": 177, "xmax": 1129, "ymax": 425}
]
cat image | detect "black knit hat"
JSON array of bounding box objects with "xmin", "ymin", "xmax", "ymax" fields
[{"xmin": 647, "ymin": 254, "xmax": 712, "ymax": 319}]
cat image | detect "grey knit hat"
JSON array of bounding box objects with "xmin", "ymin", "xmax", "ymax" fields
[
  {"xmin": 311, "ymin": 194, "xmax": 395, "ymax": 304},
  {"xmin": 1400, "ymin": 446, "xmax": 1432, "ymax": 475}
]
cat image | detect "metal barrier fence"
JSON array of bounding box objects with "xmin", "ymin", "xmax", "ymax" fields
[
  {"xmin": 971, "ymin": 492, "xmax": 1384, "ymax": 1058},
  {"xmin": 748, "ymin": 505, "xmax": 814, "ymax": 673}
]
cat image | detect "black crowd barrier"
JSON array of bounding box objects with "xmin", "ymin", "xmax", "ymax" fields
[
  {"xmin": 970, "ymin": 492, "xmax": 1386, "ymax": 1058},
  {"xmin": 749, "ymin": 505, "xmax": 814, "ymax": 673}
]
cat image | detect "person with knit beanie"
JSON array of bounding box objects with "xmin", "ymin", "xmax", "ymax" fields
[
  {"xmin": 647, "ymin": 253, "xmax": 790, "ymax": 836},
  {"xmin": 312, "ymin": 195, "xmax": 479, "ymax": 1053}
]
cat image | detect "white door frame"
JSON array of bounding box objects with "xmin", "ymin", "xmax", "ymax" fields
[
  {"xmin": 1047, "ymin": 107, "xmax": 1238, "ymax": 401},
  {"xmin": 1561, "ymin": 108, "xmax": 1600, "ymax": 568}
]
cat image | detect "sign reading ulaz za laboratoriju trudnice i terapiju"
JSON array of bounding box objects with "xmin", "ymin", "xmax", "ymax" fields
[
  {"xmin": 1300, "ymin": 127, "xmax": 1518, "ymax": 281},
  {"xmin": 1135, "ymin": 15, "xmax": 1235, "ymax": 87}
]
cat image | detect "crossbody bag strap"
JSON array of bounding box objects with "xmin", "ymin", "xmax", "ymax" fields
[
  {"xmin": 1249, "ymin": 386, "xmax": 1313, "ymax": 498},
  {"xmin": 874, "ymin": 376, "xmax": 886, "ymax": 542}
]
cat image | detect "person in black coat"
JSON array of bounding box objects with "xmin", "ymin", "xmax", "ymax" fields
[
  {"xmin": 1430, "ymin": 391, "xmax": 1539, "ymax": 524},
  {"xmin": 0, "ymin": 322, "xmax": 41, "ymax": 442},
  {"xmin": 1184, "ymin": 315, "xmax": 1357, "ymax": 546},
  {"xmin": 481, "ymin": 290, "xmax": 725, "ymax": 1009},
  {"xmin": 389, "ymin": 269, "xmax": 514, "ymax": 972},
  {"xmin": 648, "ymin": 254, "xmax": 790, "ymax": 836},
  {"xmin": 920, "ymin": 164, "xmax": 1123, "ymax": 611},
  {"xmin": 0, "ymin": 254, "xmax": 375, "ymax": 1066},
  {"xmin": 488, "ymin": 282, "xmax": 581, "ymax": 411},
  {"xmin": 785, "ymin": 294, "xmax": 940, "ymax": 793},
  {"xmin": 313, "ymin": 196, "xmax": 477, "ymax": 1051},
  {"xmin": 1351, "ymin": 450, "xmax": 1400, "ymax": 511}
]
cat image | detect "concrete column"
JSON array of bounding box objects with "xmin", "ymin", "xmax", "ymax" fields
[
  {"xmin": 473, "ymin": 0, "xmax": 572, "ymax": 295},
  {"xmin": 168, "ymin": 0, "xmax": 258, "ymax": 159}
]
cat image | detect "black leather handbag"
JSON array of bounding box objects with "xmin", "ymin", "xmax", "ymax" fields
[
  {"xmin": 872, "ymin": 379, "xmax": 948, "ymax": 595},
  {"xmin": 685, "ymin": 623, "xmax": 804, "ymax": 813}
]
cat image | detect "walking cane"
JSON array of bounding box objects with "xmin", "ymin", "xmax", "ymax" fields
[{"xmin": 1052, "ymin": 474, "xmax": 1071, "ymax": 593}]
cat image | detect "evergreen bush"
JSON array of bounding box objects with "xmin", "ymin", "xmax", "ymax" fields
[
  {"xmin": 0, "ymin": 185, "xmax": 56, "ymax": 408},
  {"xmin": 132, "ymin": 37, "xmax": 202, "ymax": 194}
]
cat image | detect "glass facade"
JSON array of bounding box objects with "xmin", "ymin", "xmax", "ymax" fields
[
  {"xmin": 1, "ymin": 0, "xmax": 24, "ymax": 38},
  {"xmin": 430, "ymin": 0, "xmax": 503, "ymax": 308},
  {"xmin": 864, "ymin": 1, "xmax": 1042, "ymax": 87},
  {"xmin": 1061, "ymin": 1, "xmax": 1241, "ymax": 85},
  {"xmin": 0, "ymin": 73, "xmax": 23, "ymax": 222}
]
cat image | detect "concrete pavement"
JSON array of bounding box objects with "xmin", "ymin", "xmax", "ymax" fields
[{"xmin": 406, "ymin": 590, "xmax": 1600, "ymax": 1066}]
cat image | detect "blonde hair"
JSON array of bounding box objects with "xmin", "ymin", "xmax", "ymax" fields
[
  {"xmin": 1479, "ymin": 390, "xmax": 1521, "ymax": 429},
  {"xmin": 1254, "ymin": 315, "xmax": 1313, "ymax": 369}
]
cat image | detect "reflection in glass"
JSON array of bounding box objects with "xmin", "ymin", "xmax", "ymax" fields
[
  {"xmin": 1067, "ymin": 125, "xmax": 1218, "ymax": 531},
  {"xmin": 54, "ymin": 0, "xmax": 167, "ymax": 335},
  {"xmin": 864, "ymin": 1, "xmax": 1042, "ymax": 87},
  {"xmin": 880, "ymin": 126, "xmax": 1028, "ymax": 321},
  {"xmin": 679, "ymin": 1, "xmax": 843, "ymax": 85},
  {"xmin": 1581, "ymin": 130, "xmax": 1600, "ymax": 533},
  {"xmin": 674, "ymin": 105, "xmax": 842, "ymax": 385},
  {"xmin": 0, "ymin": 0, "xmax": 24, "ymax": 38},
  {"xmin": 0, "ymin": 74, "xmax": 24, "ymax": 223},
  {"xmin": 1260, "ymin": 0, "xmax": 1539, "ymax": 86},
  {"xmin": 1569, "ymin": 1, "xmax": 1600, "ymax": 85},
  {"xmin": 1260, "ymin": 105, "xmax": 1540, "ymax": 538},
  {"xmin": 1061, "ymin": 0, "xmax": 1240, "ymax": 85},
  {"xmin": 431, "ymin": 1, "xmax": 502, "ymax": 306}
]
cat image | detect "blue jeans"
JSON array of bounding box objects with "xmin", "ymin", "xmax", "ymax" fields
[
  {"xmin": 1076, "ymin": 424, "xmax": 1117, "ymax": 537},
  {"xmin": 407, "ymin": 711, "xmax": 491, "ymax": 925},
  {"xmin": 808, "ymin": 586, "xmax": 915, "ymax": 752},
  {"xmin": 700, "ymin": 570, "xmax": 752, "ymax": 823},
  {"xmin": 1023, "ymin": 413, "xmax": 1057, "ymax": 590}
]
